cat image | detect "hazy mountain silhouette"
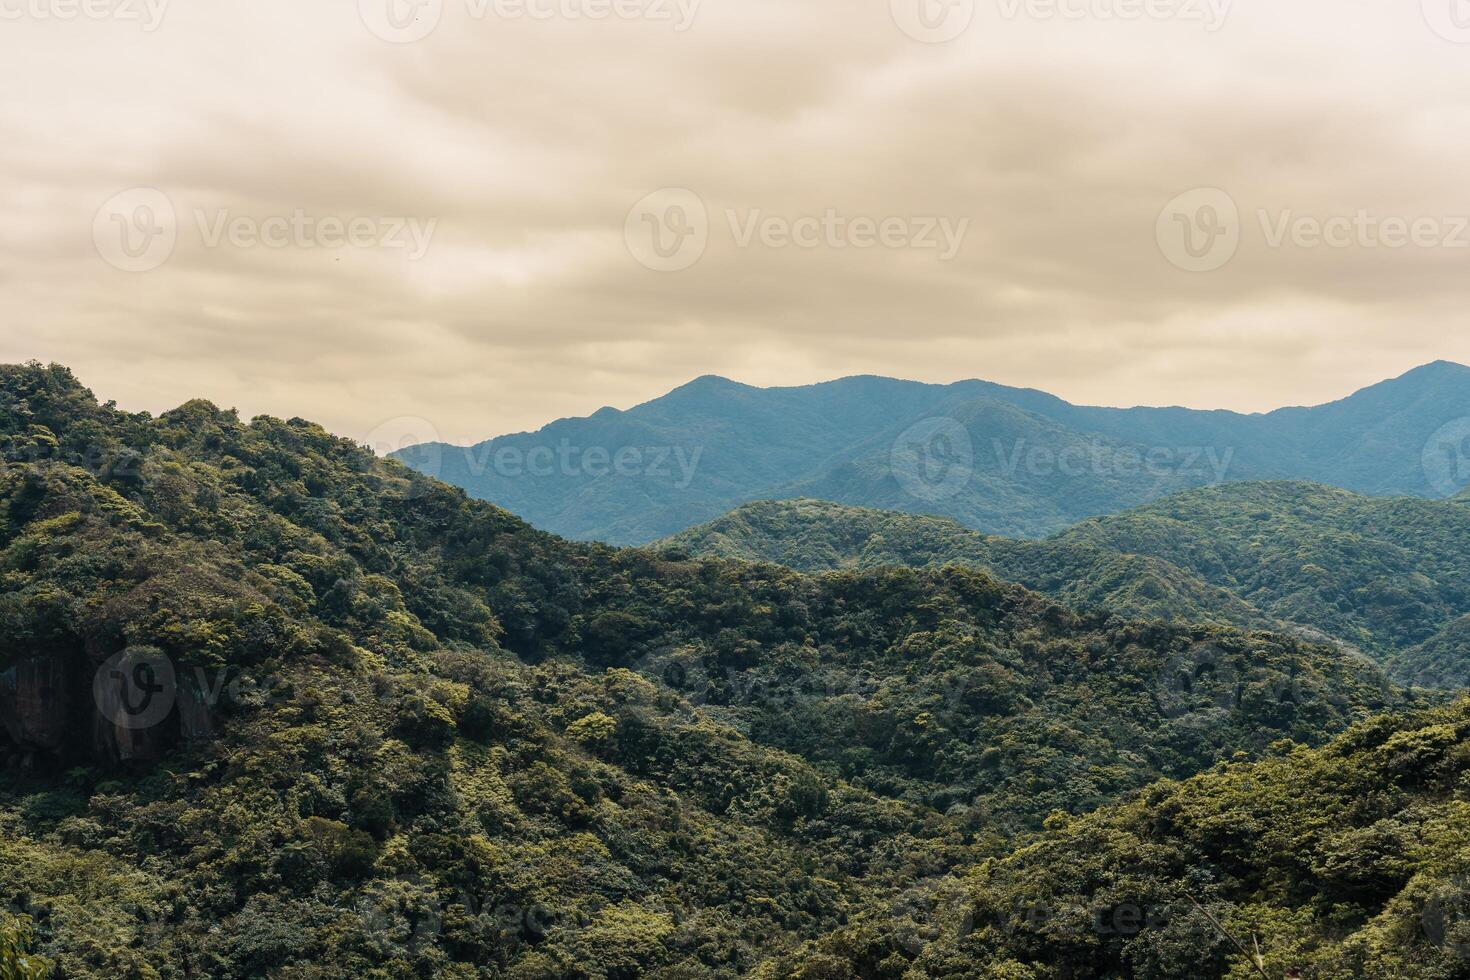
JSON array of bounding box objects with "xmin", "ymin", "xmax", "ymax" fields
[{"xmin": 395, "ymin": 361, "xmax": 1470, "ymax": 544}]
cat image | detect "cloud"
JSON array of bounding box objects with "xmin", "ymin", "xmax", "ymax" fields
[{"xmin": 1, "ymin": 0, "xmax": 1468, "ymax": 442}]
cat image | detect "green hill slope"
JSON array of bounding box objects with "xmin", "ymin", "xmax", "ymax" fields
[
  {"xmin": 667, "ymin": 484, "xmax": 1470, "ymax": 688},
  {"xmin": 663, "ymin": 498, "xmax": 1267, "ymax": 630},
  {"xmin": 0, "ymin": 363, "xmax": 1417, "ymax": 978},
  {"xmin": 757, "ymin": 698, "xmax": 1470, "ymax": 979},
  {"xmin": 1058, "ymin": 482, "xmax": 1470, "ymax": 685}
]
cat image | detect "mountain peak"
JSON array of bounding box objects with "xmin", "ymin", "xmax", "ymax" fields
[
  {"xmin": 676, "ymin": 374, "xmax": 747, "ymax": 392},
  {"xmin": 1398, "ymin": 359, "xmax": 1470, "ymax": 380}
]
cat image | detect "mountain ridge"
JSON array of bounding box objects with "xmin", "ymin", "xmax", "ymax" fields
[
  {"xmin": 634, "ymin": 359, "xmax": 1470, "ymax": 417},
  {"xmin": 397, "ymin": 362, "xmax": 1470, "ymax": 544}
]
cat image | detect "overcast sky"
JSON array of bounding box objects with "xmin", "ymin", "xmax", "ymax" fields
[{"xmin": 3, "ymin": 0, "xmax": 1469, "ymax": 445}]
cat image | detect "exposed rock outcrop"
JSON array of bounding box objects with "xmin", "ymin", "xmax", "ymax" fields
[{"xmin": 0, "ymin": 655, "xmax": 72, "ymax": 755}]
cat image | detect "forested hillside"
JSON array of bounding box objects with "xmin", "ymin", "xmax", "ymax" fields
[
  {"xmin": 0, "ymin": 363, "xmax": 1425, "ymax": 977},
  {"xmin": 1058, "ymin": 483, "xmax": 1470, "ymax": 687},
  {"xmin": 662, "ymin": 498, "xmax": 1268, "ymax": 630},
  {"xmin": 668, "ymin": 484, "xmax": 1470, "ymax": 689},
  {"xmin": 396, "ymin": 361, "xmax": 1470, "ymax": 544},
  {"xmin": 758, "ymin": 699, "xmax": 1470, "ymax": 979}
]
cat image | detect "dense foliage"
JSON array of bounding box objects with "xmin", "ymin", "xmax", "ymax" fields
[
  {"xmin": 0, "ymin": 363, "xmax": 1445, "ymax": 977},
  {"xmin": 0, "ymin": 918, "xmax": 48, "ymax": 979},
  {"xmin": 756, "ymin": 699, "xmax": 1470, "ymax": 979},
  {"xmin": 667, "ymin": 485, "xmax": 1470, "ymax": 688},
  {"xmin": 663, "ymin": 499, "xmax": 1268, "ymax": 630},
  {"xmin": 1058, "ymin": 483, "xmax": 1470, "ymax": 686},
  {"xmin": 398, "ymin": 361, "xmax": 1470, "ymax": 544}
]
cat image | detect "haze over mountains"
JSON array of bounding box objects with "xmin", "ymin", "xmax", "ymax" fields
[{"xmin": 395, "ymin": 361, "xmax": 1470, "ymax": 545}]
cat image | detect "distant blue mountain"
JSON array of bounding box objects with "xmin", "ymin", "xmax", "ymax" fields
[{"xmin": 394, "ymin": 361, "xmax": 1470, "ymax": 544}]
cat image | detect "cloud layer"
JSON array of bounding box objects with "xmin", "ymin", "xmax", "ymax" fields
[{"xmin": 3, "ymin": 0, "xmax": 1469, "ymax": 444}]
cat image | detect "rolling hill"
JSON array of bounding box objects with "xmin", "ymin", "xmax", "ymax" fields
[
  {"xmin": 757, "ymin": 698, "xmax": 1470, "ymax": 979},
  {"xmin": 665, "ymin": 483, "xmax": 1470, "ymax": 688},
  {"xmin": 0, "ymin": 363, "xmax": 1426, "ymax": 978},
  {"xmin": 396, "ymin": 361, "xmax": 1470, "ymax": 545},
  {"xmin": 1059, "ymin": 483, "xmax": 1470, "ymax": 687},
  {"xmin": 662, "ymin": 497, "xmax": 1269, "ymax": 632}
]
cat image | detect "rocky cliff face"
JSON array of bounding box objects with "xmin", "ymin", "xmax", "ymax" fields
[
  {"xmin": 0, "ymin": 655, "xmax": 72, "ymax": 762},
  {"xmin": 1, "ymin": 646, "xmax": 217, "ymax": 769}
]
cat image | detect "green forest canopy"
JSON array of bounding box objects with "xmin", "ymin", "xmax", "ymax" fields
[
  {"xmin": 0, "ymin": 362, "xmax": 1462, "ymax": 978},
  {"xmin": 665, "ymin": 488, "xmax": 1470, "ymax": 688}
]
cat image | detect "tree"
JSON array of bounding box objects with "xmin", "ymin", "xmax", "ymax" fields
[{"xmin": 0, "ymin": 919, "xmax": 49, "ymax": 980}]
